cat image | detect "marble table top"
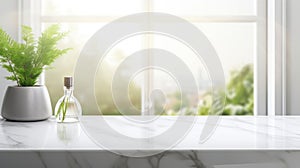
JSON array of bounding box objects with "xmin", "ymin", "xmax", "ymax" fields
[{"xmin": 1, "ymin": 116, "xmax": 300, "ymax": 150}]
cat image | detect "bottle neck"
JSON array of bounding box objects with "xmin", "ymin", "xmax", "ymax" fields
[{"xmin": 64, "ymin": 86, "xmax": 73, "ymax": 97}]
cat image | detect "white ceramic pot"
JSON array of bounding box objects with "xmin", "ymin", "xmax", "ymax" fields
[{"xmin": 1, "ymin": 86, "xmax": 52, "ymax": 121}]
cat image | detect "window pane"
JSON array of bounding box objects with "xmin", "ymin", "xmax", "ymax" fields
[
  {"xmin": 150, "ymin": 23, "xmax": 255, "ymax": 115},
  {"xmin": 43, "ymin": 22, "xmax": 256, "ymax": 115},
  {"xmin": 153, "ymin": 0, "xmax": 257, "ymax": 16},
  {"xmin": 42, "ymin": 0, "xmax": 144, "ymax": 16},
  {"xmin": 44, "ymin": 23, "xmax": 144, "ymax": 115},
  {"xmin": 44, "ymin": 23, "xmax": 104, "ymax": 115},
  {"xmin": 194, "ymin": 23, "xmax": 255, "ymax": 79},
  {"xmin": 95, "ymin": 35, "xmax": 145, "ymax": 115},
  {"xmin": 41, "ymin": 0, "xmax": 262, "ymax": 116},
  {"xmin": 44, "ymin": 22, "xmax": 256, "ymax": 115}
]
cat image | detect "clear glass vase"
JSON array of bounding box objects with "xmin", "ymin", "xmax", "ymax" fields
[{"xmin": 55, "ymin": 77, "xmax": 82, "ymax": 123}]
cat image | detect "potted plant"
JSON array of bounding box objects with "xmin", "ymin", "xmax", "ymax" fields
[{"xmin": 0, "ymin": 25, "xmax": 70, "ymax": 121}]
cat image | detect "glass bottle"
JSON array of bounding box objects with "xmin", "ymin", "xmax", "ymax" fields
[{"xmin": 55, "ymin": 76, "xmax": 82, "ymax": 123}]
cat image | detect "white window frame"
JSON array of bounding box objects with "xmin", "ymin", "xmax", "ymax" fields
[
  {"xmin": 267, "ymin": 0, "xmax": 286, "ymax": 116},
  {"xmin": 18, "ymin": 0, "xmax": 286, "ymax": 116}
]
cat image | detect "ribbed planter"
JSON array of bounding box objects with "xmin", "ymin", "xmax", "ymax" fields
[{"xmin": 1, "ymin": 86, "xmax": 52, "ymax": 121}]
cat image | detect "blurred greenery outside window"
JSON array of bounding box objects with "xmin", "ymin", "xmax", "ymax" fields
[{"xmin": 41, "ymin": 0, "xmax": 261, "ymax": 115}]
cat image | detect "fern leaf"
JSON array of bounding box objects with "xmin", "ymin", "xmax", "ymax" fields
[
  {"xmin": 1, "ymin": 64, "xmax": 14, "ymax": 72},
  {"xmin": 0, "ymin": 24, "xmax": 70, "ymax": 86},
  {"xmin": 6, "ymin": 76, "xmax": 17, "ymax": 81},
  {"xmin": 22, "ymin": 26, "xmax": 35, "ymax": 46}
]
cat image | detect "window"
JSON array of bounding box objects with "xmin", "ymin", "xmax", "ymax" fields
[{"xmin": 39, "ymin": 0, "xmax": 268, "ymax": 115}]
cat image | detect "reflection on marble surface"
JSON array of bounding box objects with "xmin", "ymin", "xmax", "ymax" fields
[
  {"xmin": 0, "ymin": 116, "xmax": 300, "ymax": 167},
  {"xmin": 0, "ymin": 116, "xmax": 300, "ymax": 150},
  {"xmin": 0, "ymin": 117, "xmax": 97, "ymax": 149},
  {"xmin": 57, "ymin": 123, "xmax": 80, "ymax": 145}
]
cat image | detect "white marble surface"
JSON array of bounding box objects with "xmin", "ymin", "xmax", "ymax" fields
[{"xmin": 1, "ymin": 116, "xmax": 300, "ymax": 150}]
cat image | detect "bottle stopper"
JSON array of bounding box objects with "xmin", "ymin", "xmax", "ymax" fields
[{"xmin": 64, "ymin": 76, "xmax": 73, "ymax": 89}]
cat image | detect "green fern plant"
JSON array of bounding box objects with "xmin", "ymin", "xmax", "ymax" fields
[{"xmin": 0, "ymin": 25, "xmax": 70, "ymax": 86}]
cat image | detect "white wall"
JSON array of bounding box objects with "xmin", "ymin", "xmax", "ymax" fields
[
  {"xmin": 0, "ymin": 0, "xmax": 18, "ymax": 110},
  {"xmin": 286, "ymin": 0, "xmax": 300, "ymax": 115}
]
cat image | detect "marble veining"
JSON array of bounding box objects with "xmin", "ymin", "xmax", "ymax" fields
[
  {"xmin": 1, "ymin": 116, "xmax": 300, "ymax": 167},
  {"xmin": 0, "ymin": 116, "xmax": 300, "ymax": 150},
  {"xmin": 0, "ymin": 151, "xmax": 299, "ymax": 168}
]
